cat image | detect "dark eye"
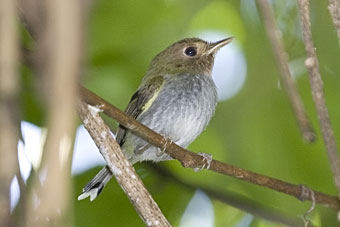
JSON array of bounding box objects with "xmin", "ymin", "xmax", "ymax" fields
[{"xmin": 184, "ymin": 47, "xmax": 197, "ymax": 56}]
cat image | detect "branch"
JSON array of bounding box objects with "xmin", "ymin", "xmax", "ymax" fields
[
  {"xmin": 328, "ymin": 0, "xmax": 340, "ymax": 45},
  {"xmin": 80, "ymin": 86, "xmax": 340, "ymax": 210},
  {"xmin": 0, "ymin": 0, "xmax": 20, "ymax": 226},
  {"xmin": 297, "ymin": 0, "xmax": 340, "ymax": 200},
  {"xmin": 147, "ymin": 164, "xmax": 303, "ymax": 227},
  {"xmin": 257, "ymin": 0, "xmax": 315, "ymax": 143},
  {"xmin": 78, "ymin": 102, "xmax": 171, "ymax": 227},
  {"xmin": 25, "ymin": 0, "xmax": 82, "ymax": 226},
  {"xmin": 16, "ymin": 0, "xmax": 44, "ymax": 40}
]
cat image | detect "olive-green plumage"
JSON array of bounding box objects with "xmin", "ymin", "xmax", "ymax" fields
[{"xmin": 79, "ymin": 37, "xmax": 233, "ymax": 201}]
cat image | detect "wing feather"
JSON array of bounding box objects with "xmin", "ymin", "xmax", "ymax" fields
[{"xmin": 116, "ymin": 76, "xmax": 164, "ymax": 146}]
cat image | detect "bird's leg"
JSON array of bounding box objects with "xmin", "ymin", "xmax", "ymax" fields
[
  {"xmin": 134, "ymin": 143, "xmax": 151, "ymax": 155},
  {"xmin": 193, "ymin": 152, "xmax": 213, "ymax": 172}
]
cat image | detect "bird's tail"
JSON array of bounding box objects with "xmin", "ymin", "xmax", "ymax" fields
[{"xmin": 78, "ymin": 165, "xmax": 112, "ymax": 201}]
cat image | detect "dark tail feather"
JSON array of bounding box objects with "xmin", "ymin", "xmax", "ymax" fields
[{"xmin": 78, "ymin": 166, "xmax": 112, "ymax": 201}]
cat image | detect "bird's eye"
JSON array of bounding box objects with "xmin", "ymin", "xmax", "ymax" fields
[{"xmin": 184, "ymin": 47, "xmax": 197, "ymax": 57}]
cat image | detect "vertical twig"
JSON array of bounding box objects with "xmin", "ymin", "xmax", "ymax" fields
[
  {"xmin": 0, "ymin": 0, "xmax": 20, "ymax": 226},
  {"xmin": 25, "ymin": 0, "xmax": 82, "ymax": 226},
  {"xmin": 78, "ymin": 102, "xmax": 171, "ymax": 227},
  {"xmin": 297, "ymin": 0, "xmax": 340, "ymax": 200},
  {"xmin": 328, "ymin": 0, "xmax": 340, "ymax": 45},
  {"xmin": 257, "ymin": 0, "xmax": 316, "ymax": 143},
  {"xmin": 16, "ymin": 0, "xmax": 44, "ymax": 40}
]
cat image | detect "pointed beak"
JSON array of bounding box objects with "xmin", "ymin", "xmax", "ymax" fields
[{"xmin": 207, "ymin": 37, "xmax": 234, "ymax": 55}]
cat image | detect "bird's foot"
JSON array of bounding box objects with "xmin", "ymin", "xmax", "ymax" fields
[
  {"xmin": 156, "ymin": 135, "xmax": 172, "ymax": 157},
  {"xmin": 194, "ymin": 152, "xmax": 213, "ymax": 172}
]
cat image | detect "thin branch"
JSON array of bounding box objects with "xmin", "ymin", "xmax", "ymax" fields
[
  {"xmin": 147, "ymin": 164, "xmax": 303, "ymax": 227},
  {"xmin": 16, "ymin": 0, "xmax": 44, "ymax": 40},
  {"xmin": 25, "ymin": 0, "xmax": 82, "ymax": 226},
  {"xmin": 80, "ymin": 86, "xmax": 340, "ymax": 210},
  {"xmin": 301, "ymin": 185, "xmax": 316, "ymax": 227},
  {"xmin": 0, "ymin": 0, "xmax": 20, "ymax": 226},
  {"xmin": 328, "ymin": 0, "xmax": 340, "ymax": 45},
  {"xmin": 297, "ymin": 0, "xmax": 340, "ymax": 200},
  {"xmin": 257, "ymin": 0, "xmax": 315, "ymax": 143},
  {"xmin": 78, "ymin": 102, "xmax": 171, "ymax": 227}
]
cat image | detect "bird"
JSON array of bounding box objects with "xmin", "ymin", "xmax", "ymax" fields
[{"xmin": 78, "ymin": 37, "xmax": 233, "ymax": 201}]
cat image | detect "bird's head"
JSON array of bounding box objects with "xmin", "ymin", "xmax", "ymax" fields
[{"xmin": 146, "ymin": 37, "xmax": 233, "ymax": 77}]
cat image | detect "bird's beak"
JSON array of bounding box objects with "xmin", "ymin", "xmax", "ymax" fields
[{"xmin": 207, "ymin": 37, "xmax": 234, "ymax": 55}]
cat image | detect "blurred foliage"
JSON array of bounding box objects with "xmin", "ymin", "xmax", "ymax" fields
[{"xmin": 21, "ymin": 0, "xmax": 340, "ymax": 226}]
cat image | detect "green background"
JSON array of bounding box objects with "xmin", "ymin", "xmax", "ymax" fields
[{"xmin": 21, "ymin": 0, "xmax": 340, "ymax": 226}]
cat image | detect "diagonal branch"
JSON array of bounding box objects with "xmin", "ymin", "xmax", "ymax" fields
[
  {"xmin": 257, "ymin": 0, "xmax": 315, "ymax": 143},
  {"xmin": 297, "ymin": 0, "xmax": 340, "ymax": 200},
  {"xmin": 78, "ymin": 102, "xmax": 171, "ymax": 227},
  {"xmin": 80, "ymin": 86, "xmax": 340, "ymax": 210}
]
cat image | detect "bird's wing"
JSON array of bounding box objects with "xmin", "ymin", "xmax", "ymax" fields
[{"xmin": 115, "ymin": 76, "xmax": 164, "ymax": 146}]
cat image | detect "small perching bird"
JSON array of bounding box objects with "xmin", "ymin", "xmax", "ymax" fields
[{"xmin": 78, "ymin": 37, "xmax": 233, "ymax": 201}]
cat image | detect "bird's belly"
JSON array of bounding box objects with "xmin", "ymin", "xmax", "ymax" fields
[
  {"xmin": 125, "ymin": 74, "xmax": 217, "ymax": 163},
  {"xmin": 133, "ymin": 105, "xmax": 208, "ymax": 163},
  {"xmin": 169, "ymin": 109, "xmax": 207, "ymax": 146}
]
